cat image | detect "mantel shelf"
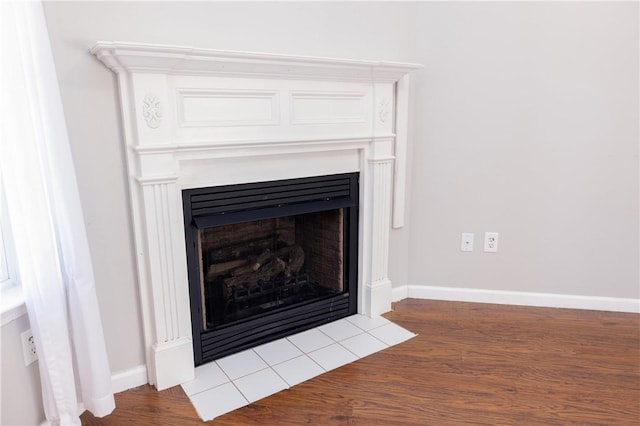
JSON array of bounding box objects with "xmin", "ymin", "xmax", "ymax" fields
[{"xmin": 91, "ymin": 41, "xmax": 422, "ymax": 82}]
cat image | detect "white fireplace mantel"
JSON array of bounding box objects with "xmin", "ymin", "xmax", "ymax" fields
[{"xmin": 92, "ymin": 42, "xmax": 420, "ymax": 390}]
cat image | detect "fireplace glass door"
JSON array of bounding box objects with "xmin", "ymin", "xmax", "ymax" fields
[
  {"xmin": 199, "ymin": 209, "xmax": 344, "ymax": 329},
  {"xmin": 183, "ymin": 173, "xmax": 358, "ymax": 364}
]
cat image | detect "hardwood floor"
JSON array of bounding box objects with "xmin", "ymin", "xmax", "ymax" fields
[{"xmin": 81, "ymin": 299, "xmax": 640, "ymax": 425}]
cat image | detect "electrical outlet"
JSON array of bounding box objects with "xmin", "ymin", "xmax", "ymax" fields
[
  {"xmin": 20, "ymin": 329, "xmax": 38, "ymax": 366},
  {"xmin": 461, "ymin": 233, "xmax": 474, "ymax": 252},
  {"xmin": 484, "ymin": 232, "xmax": 499, "ymax": 253}
]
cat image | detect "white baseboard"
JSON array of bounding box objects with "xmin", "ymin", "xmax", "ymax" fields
[
  {"xmin": 111, "ymin": 365, "xmax": 148, "ymax": 394},
  {"xmin": 392, "ymin": 284, "xmax": 640, "ymax": 313},
  {"xmin": 392, "ymin": 285, "xmax": 408, "ymax": 302}
]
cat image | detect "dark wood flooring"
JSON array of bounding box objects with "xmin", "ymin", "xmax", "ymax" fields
[{"xmin": 81, "ymin": 299, "xmax": 640, "ymax": 425}]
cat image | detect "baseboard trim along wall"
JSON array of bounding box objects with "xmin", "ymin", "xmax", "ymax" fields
[
  {"xmin": 110, "ymin": 286, "xmax": 637, "ymax": 394},
  {"xmin": 392, "ymin": 285, "xmax": 640, "ymax": 314},
  {"xmin": 111, "ymin": 365, "xmax": 148, "ymax": 394}
]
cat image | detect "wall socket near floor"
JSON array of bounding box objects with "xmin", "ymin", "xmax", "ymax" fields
[
  {"xmin": 461, "ymin": 233, "xmax": 474, "ymax": 252},
  {"xmin": 484, "ymin": 232, "xmax": 499, "ymax": 252},
  {"xmin": 20, "ymin": 329, "xmax": 38, "ymax": 366}
]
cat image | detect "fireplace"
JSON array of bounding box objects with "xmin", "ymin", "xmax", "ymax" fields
[
  {"xmin": 183, "ymin": 173, "xmax": 358, "ymax": 363},
  {"xmin": 91, "ymin": 42, "xmax": 419, "ymax": 390}
]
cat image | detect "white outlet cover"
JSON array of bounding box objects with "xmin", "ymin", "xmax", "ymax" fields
[
  {"xmin": 20, "ymin": 329, "xmax": 38, "ymax": 366},
  {"xmin": 484, "ymin": 232, "xmax": 499, "ymax": 253},
  {"xmin": 461, "ymin": 233, "xmax": 474, "ymax": 252}
]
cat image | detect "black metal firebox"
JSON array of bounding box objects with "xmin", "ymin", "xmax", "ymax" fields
[{"xmin": 183, "ymin": 173, "xmax": 359, "ymax": 365}]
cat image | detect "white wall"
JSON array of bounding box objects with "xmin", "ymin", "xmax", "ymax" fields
[{"xmin": 410, "ymin": 2, "xmax": 639, "ymax": 300}]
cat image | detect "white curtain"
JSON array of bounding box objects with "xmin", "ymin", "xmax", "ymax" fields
[{"xmin": 0, "ymin": 1, "xmax": 115, "ymax": 425}]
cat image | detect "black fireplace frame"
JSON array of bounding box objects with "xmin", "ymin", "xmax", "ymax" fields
[{"xmin": 182, "ymin": 173, "xmax": 359, "ymax": 365}]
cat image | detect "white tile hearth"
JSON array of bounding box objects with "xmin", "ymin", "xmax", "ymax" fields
[{"xmin": 182, "ymin": 315, "xmax": 416, "ymax": 421}]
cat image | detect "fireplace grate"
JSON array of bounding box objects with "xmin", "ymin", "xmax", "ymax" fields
[{"xmin": 222, "ymin": 273, "xmax": 336, "ymax": 323}]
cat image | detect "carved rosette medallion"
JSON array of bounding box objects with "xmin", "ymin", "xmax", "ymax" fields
[
  {"xmin": 377, "ymin": 97, "xmax": 390, "ymax": 124},
  {"xmin": 142, "ymin": 94, "xmax": 162, "ymax": 129}
]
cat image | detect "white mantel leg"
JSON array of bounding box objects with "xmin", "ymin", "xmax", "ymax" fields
[
  {"xmin": 139, "ymin": 178, "xmax": 194, "ymax": 390},
  {"xmin": 364, "ymin": 156, "xmax": 394, "ymax": 316}
]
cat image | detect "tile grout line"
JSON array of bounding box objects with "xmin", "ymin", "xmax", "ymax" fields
[
  {"xmin": 181, "ymin": 364, "xmax": 229, "ymax": 398},
  {"xmin": 272, "ymin": 352, "xmax": 327, "ymax": 373},
  {"xmin": 214, "ymin": 359, "xmax": 234, "ymax": 385},
  {"xmin": 217, "ymin": 349, "xmax": 270, "ymax": 381},
  {"xmin": 363, "ymin": 330, "xmax": 391, "ymax": 348},
  {"xmin": 317, "ymin": 320, "xmax": 367, "ymax": 343},
  {"xmin": 252, "ymin": 348, "xmax": 292, "ymax": 389},
  {"xmin": 253, "ymin": 339, "xmax": 328, "ymax": 386},
  {"xmin": 231, "ymin": 366, "xmax": 285, "ymax": 405},
  {"xmin": 228, "ymin": 381, "xmax": 250, "ymax": 411},
  {"xmin": 302, "ymin": 353, "xmax": 329, "ymax": 375},
  {"xmin": 185, "ymin": 361, "xmax": 247, "ymax": 401},
  {"xmin": 337, "ymin": 330, "xmax": 389, "ymax": 359},
  {"xmin": 286, "ymin": 335, "xmax": 334, "ymax": 356}
]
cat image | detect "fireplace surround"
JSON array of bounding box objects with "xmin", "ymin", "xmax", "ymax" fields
[
  {"xmin": 183, "ymin": 173, "xmax": 359, "ymax": 364},
  {"xmin": 92, "ymin": 42, "xmax": 420, "ymax": 390}
]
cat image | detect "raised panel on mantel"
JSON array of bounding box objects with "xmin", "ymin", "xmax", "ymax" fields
[
  {"xmin": 290, "ymin": 91, "xmax": 366, "ymax": 125},
  {"xmin": 178, "ymin": 89, "xmax": 279, "ymax": 127}
]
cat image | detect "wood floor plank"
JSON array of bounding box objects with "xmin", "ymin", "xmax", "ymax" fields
[{"xmin": 81, "ymin": 299, "xmax": 640, "ymax": 425}]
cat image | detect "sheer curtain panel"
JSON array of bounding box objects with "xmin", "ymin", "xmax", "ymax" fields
[{"xmin": 0, "ymin": 1, "xmax": 115, "ymax": 424}]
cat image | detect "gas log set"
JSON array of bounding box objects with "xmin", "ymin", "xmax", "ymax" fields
[{"xmin": 203, "ymin": 233, "xmax": 334, "ymax": 327}]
